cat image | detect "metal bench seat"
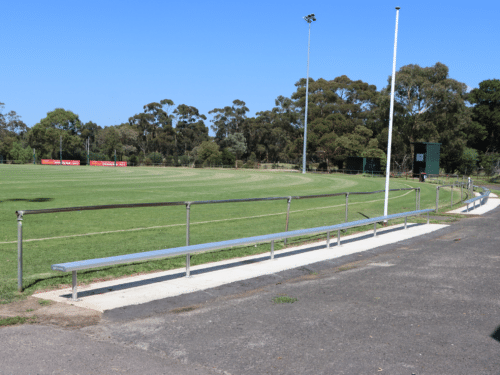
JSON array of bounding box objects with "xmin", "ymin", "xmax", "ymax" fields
[{"xmin": 52, "ymin": 209, "xmax": 434, "ymax": 300}]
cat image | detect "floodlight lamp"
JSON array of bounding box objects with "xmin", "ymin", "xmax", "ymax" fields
[{"xmin": 303, "ymin": 14, "xmax": 316, "ymax": 23}]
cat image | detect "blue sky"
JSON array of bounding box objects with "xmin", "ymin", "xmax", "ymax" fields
[{"xmin": 1, "ymin": 0, "xmax": 499, "ymax": 134}]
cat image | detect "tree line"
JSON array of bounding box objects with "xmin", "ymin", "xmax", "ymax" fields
[{"xmin": 1, "ymin": 62, "xmax": 499, "ymax": 174}]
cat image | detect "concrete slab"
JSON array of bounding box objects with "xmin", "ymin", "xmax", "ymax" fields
[
  {"xmin": 33, "ymin": 223, "xmax": 448, "ymax": 312},
  {"xmin": 447, "ymin": 193, "xmax": 500, "ymax": 215}
]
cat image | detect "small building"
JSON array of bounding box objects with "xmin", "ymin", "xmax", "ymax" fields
[
  {"xmin": 345, "ymin": 157, "xmax": 381, "ymax": 174},
  {"xmin": 412, "ymin": 142, "xmax": 441, "ymax": 176}
]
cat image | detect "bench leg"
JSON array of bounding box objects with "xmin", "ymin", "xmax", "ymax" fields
[
  {"xmin": 271, "ymin": 240, "xmax": 274, "ymax": 260},
  {"xmin": 71, "ymin": 271, "xmax": 78, "ymax": 301},
  {"xmin": 404, "ymin": 216, "xmax": 407, "ymax": 229},
  {"xmin": 326, "ymin": 231, "xmax": 330, "ymax": 249},
  {"xmin": 186, "ymin": 254, "xmax": 191, "ymax": 277},
  {"xmin": 374, "ymin": 223, "xmax": 377, "ymax": 237},
  {"xmin": 337, "ymin": 230, "xmax": 341, "ymax": 247},
  {"xmin": 427, "ymin": 212, "xmax": 430, "ymax": 225}
]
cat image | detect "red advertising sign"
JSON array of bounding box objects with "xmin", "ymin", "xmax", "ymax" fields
[
  {"xmin": 90, "ymin": 160, "xmax": 127, "ymax": 167},
  {"xmin": 42, "ymin": 159, "xmax": 80, "ymax": 165}
]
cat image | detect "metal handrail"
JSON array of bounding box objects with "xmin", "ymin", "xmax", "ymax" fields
[
  {"xmin": 15, "ymin": 188, "xmax": 418, "ymax": 216},
  {"xmin": 15, "ymin": 186, "xmax": 421, "ymax": 292},
  {"xmin": 463, "ymin": 186, "xmax": 490, "ymax": 211},
  {"xmin": 435, "ymin": 181, "xmax": 469, "ymax": 211}
]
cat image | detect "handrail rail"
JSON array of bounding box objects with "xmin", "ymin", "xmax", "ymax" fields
[
  {"xmin": 16, "ymin": 188, "xmax": 418, "ymax": 216},
  {"xmin": 464, "ymin": 187, "xmax": 490, "ymax": 206}
]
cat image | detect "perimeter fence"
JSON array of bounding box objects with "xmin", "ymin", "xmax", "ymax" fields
[
  {"xmin": 15, "ymin": 187, "xmax": 423, "ymax": 292},
  {"xmin": 435, "ymin": 181, "xmax": 473, "ymax": 211}
]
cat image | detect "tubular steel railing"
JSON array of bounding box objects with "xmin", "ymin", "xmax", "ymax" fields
[
  {"xmin": 464, "ymin": 186, "xmax": 490, "ymax": 212},
  {"xmin": 435, "ymin": 181, "xmax": 471, "ymax": 212},
  {"xmin": 15, "ymin": 187, "xmax": 420, "ymax": 292}
]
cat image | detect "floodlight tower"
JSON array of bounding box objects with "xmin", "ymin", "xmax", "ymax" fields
[
  {"xmin": 302, "ymin": 13, "xmax": 316, "ymax": 174},
  {"xmin": 383, "ymin": 7, "xmax": 400, "ymax": 222}
]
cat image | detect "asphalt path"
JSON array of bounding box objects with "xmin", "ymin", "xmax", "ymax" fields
[{"xmin": 2, "ymin": 207, "xmax": 500, "ymax": 375}]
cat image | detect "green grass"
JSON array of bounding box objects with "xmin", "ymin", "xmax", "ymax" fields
[
  {"xmin": 272, "ymin": 294, "xmax": 298, "ymax": 304},
  {"xmin": 0, "ymin": 165, "xmax": 464, "ymax": 303},
  {"xmin": 0, "ymin": 316, "xmax": 36, "ymax": 326}
]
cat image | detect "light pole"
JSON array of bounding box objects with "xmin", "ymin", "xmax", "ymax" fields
[
  {"xmin": 383, "ymin": 7, "xmax": 400, "ymax": 222},
  {"xmin": 302, "ymin": 13, "xmax": 316, "ymax": 174}
]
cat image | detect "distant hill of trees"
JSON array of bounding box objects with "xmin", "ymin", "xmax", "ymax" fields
[{"xmin": 2, "ymin": 62, "xmax": 499, "ymax": 174}]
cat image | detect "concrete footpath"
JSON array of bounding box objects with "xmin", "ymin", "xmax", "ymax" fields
[
  {"xmin": 1, "ymin": 201, "xmax": 500, "ymax": 374},
  {"xmin": 33, "ymin": 222, "xmax": 447, "ymax": 312}
]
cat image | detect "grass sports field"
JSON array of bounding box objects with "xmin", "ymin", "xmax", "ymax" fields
[{"xmin": 0, "ymin": 165, "xmax": 464, "ymax": 303}]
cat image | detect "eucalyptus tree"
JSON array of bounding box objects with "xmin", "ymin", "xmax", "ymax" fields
[
  {"xmin": 209, "ymin": 99, "xmax": 249, "ymax": 145},
  {"xmin": 0, "ymin": 102, "xmax": 28, "ymax": 159},
  {"xmin": 27, "ymin": 108, "xmax": 83, "ymax": 159},
  {"xmin": 173, "ymin": 104, "xmax": 209, "ymax": 156},
  {"xmin": 291, "ymin": 75, "xmax": 379, "ymax": 167},
  {"xmin": 468, "ymin": 79, "xmax": 500, "ymax": 153},
  {"xmin": 96, "ymin": 126, "xmax": 123, "ymax": 159},
  {"xmin": 389, "ymin": 62, "xmax": 474, "ymax": 172},
  {"xmin": 128, "ymin": 99, "xmax": 175, "ymax": 155},
  {"xmin": 226, "ymin": 132, "xmax": 247, "ymax": 166}
]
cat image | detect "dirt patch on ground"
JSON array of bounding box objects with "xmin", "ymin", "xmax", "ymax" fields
[{"xmin": 0, "ymin": 296, "xmax": 101, "ymax": 329}]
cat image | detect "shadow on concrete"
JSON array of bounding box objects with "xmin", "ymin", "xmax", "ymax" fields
[
  {"xmin": 59, "ymin": 222, "xmax": 423, "ymax": 299},
  {"xmin": 491, "ymin": 325, "xmax": 500, "ymax": 343}
]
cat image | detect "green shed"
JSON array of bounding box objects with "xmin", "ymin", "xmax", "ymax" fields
[{"xmin": 412, "ymin": 142, "xmax": 441, "ymax": 176}]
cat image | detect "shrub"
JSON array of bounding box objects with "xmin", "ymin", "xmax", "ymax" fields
[
  {"xmin": 221, "ymin": 148, "xmax": 235, "ymax": 166},
  {"xmin": 178, "ymin": 155, "xmax": 189, "ymax": 166},
  {"xmin": 318, "ymin": 162, "xmax": 328, "ymax": 171},
  {"xmin": 245, "ymin": 160, "xmax": 255, "ymax": 169},
  {"xmin": 148, "ymin": 152, "xmax": 163, "ymax": 164},
  {"xmin": 9, "ymin": 142, "xmax": 32, "ymax": 164},
  {"xmin": 128, "ymin": 155, "xmax": 137, "ymax": 165},
  {"xmin": 458, "ymin": 148, "xmax": 479, "ymax": 175},
  {"xmin": 89, "ymin": 151, "xmax": 107, "ymax": 161}
]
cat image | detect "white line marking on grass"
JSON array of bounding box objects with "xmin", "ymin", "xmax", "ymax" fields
[{"xmin": 0, "ymin": 189, "xmax": 414, "ymax": 245}]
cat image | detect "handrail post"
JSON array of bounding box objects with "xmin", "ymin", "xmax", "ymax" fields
[
  {"xmin": 451, "ymin": 183, "xmax": 453, "ymax": 208},
  {"xmin": 415, "ymin": 188, "xmax": 418, "ymax": 210},
  {"xmin": 271, "ymin": 240, "xmax": 274, "ymax": 260},
  {"xmin": 436, "ymin": 187, "xmax": 439, "ymax": 212},
  {"xmin": 418, "ymin": 188, "xmax": 421, "ymax": 210},
  {"xmin": 345, "ymin": 193, "xmax": 349, "ymax": 223},
  {"xmin": 185, "ymin": 202, "xmax": 191, "ymax": 277},
  {"xmin": 284, "ymin": 197, "xmax": 292, "ymax": 246},
  {"xmin": 17, "ymin": 211, "xmax": 24, "ymax": 292}
]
